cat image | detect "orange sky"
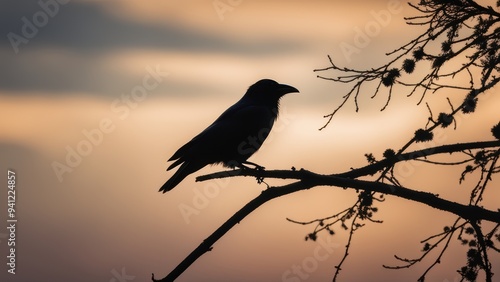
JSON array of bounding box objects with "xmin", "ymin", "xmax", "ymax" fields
[{"xmin": 0, "ymin": 1, "xmax": 498, "ymax": 281}]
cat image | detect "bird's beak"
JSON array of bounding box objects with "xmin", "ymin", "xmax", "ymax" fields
[{"xmin": 278, "ymin": 84, "xmax": 299, "ymax": 95}]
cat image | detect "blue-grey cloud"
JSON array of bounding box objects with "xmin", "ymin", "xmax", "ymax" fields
[{"xmin": 0, "ymin": 48, "xmax": 221, "ymax": 98}]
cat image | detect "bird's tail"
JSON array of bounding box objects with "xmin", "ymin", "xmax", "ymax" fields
[{"xmin": 159, "ymin": 161, "xmax": 202, "ymax": 193}]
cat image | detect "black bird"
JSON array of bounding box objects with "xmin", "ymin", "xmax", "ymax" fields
[{"xmin": 159, "ymin": 79, "xmax": 299, "ymax": 193}]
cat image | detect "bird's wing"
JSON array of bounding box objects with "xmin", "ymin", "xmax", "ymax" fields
[{"xmin": 167, "ymin": 103, "xmax": 273, "ymax": 170}]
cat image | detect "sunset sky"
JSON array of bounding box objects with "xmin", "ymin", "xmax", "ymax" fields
[{"xmin": 0, "ymin": 0, "xmax": 498, "ymax": 281}]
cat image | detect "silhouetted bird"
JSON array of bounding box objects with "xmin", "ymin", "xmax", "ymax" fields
[{"xmin": 159, "ymin": 79, "xmax": 299, "ymax": 192}]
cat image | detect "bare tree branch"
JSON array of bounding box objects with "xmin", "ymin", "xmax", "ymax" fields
[{"xmin": 154, "ymin": 164, "xmax": 499, "ymax": 281}]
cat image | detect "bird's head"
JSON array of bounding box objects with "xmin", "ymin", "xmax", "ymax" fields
[{"xmin": 243, "ymin": 79, "xmax": 299, "ymax": 103}]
